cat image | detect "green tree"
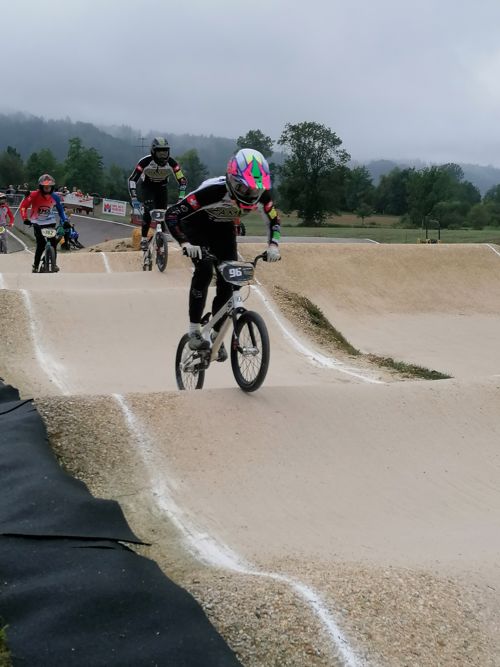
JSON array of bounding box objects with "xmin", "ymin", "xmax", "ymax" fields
[
  {"xmin": 406, "ymin": 166, "xmax": 457, "ymax": 226},
  {"xmin": 236, "ymin": 129, "xmax": 274, "ymax": 158},
  {"xmin": 63, "ymin": 138, "xmax": 104, "ymax": 193},
  {"xmin": 455, "ymin": 180, "xmax": 481, "ymax": 208},
  {"xmin": 278, "ymin": 121, "xmax": 350, "ymax": 225},
  {"xmin": 356, "ymin": 202, "xmax": 374, "ymax": 225},
  {"xmin": 344, "ymin": 166, "xmax": 374, "ymax": 211},
  {"xmin": 467, "ymin": 203, "xmax": 491, "ymax": 229},
  {"xmin": 483, "ymin": 200, "xmax": 500, "ymax": 226},
  {"xmin": 104, "ymin": 164, "xmax": 129, "ymax": 200},
  {"xmin": 484, "ymin": 184, "xmax": 500, "ymax": 205},
  {"xmin": 432, "ymin": 200, "xmax": 465, "ymax": 228},
  {"xmin": 177, "ymin": 149, "xmax": 208, "ymax": 190},
  {"xmin": 405, "ymin": 164, "xmax": 480, "ymax": 228},
  {"xmin": 0, "ymin": 145, "xmax": 25, "ymax": 185},
  {"xmin": 439, "ymin": 163, "xmax": 464, "ymax": 182},
  {"xmin": 374, "ymin": 167, "xmax": 412, "ymax": 215},
  {"xmin": 25, "ymin": 148, "xmax": 61, "ymax": 186},
  {"xmin": 64, "ymin": 137, "xmax": 85, "ymax": 188},
  {"xmin": 79, "ymin": 147, "xmax": 104, "ymax": 193}
]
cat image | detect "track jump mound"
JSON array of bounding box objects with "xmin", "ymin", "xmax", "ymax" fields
[{"xmin": 243, "ymin": 243, "xmax": 500, "ymax": 379}]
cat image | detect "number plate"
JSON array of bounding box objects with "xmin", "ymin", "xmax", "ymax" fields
[
  {"xmin": 41, "ymin": 228, "xmax": 57, "ymax": 238},
  {"xmin": 219, "ymin": 261, "xmax": 255, "ymax": 285},
  {"xmin": 0, "ymin": 226, "xmax": 5, "ymax": 234}
]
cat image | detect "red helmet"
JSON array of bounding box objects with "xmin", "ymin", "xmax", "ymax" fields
[{"xmin": 38, "ymin": 173, "xmax": 56, "ymax": 193}]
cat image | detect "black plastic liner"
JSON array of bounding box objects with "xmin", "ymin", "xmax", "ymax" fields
[
  {"xmin": 0, "ymin": 392, "xmax": 141, "ymax": 543},
  {"xmin": 0, "ymin": 384, "xmax": 241, "ymax": 666}
]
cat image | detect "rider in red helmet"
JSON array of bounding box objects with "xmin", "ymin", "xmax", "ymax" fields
[
  {"xmin": 20, "ymin": 174, "xmax": 69, "ymax": 272},
  {"xmin": 0, "ymin": 193, "xmax": 15, "ymax": 253}
]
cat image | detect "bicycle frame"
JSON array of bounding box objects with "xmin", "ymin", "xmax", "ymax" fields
[
  {"xmin": 182, "ymin": 252, "xmax": 265, "ymax": 369},
  {"xmin": 201, "ymin": 289, "xmax": 246, "ymax": 363}
]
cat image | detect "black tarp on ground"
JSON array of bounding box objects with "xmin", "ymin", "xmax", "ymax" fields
[
  {"xmin": 0, "ymin": 384, "xmax": 241, "ymax": 666},
  {"xmin": 0, "ymin": 396, "xmax": 140, "ymax": 543}
]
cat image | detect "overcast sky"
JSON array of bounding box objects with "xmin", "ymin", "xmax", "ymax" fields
[{"xmin": 4, "ymin": 0, "xmax": 500, "ymax": 165}]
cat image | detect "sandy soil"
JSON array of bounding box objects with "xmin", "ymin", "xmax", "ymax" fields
[
  {"xmin": 2, "ymin": 242, "xmax": 500, "ymax": 665},
  {"xmin": 243, "ymin": 243, "xmax": 500, "ymax": 379}
]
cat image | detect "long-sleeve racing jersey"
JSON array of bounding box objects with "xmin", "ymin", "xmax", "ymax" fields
[
  {"xmin": 19, "ymin": 191, "xmax": 66, "ymax": 226},
  {"xmin": 166, "ymin": 176, "xmax": 281, "ymax": 246},
  {"xmin": 128, "ymin": 154, "xmax": 187, "ymax": 199},
  {"xmin": 0, "ymin": 204, "xmax": 14, "ymax": 227}
]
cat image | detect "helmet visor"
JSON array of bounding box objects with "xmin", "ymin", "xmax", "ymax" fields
[
  {"xmin": 230, "ymin": 177, "xmax": 263, "ymax": 205},
  {"xmin": 154, "ymin": 149, "xmax": 170, "ymax": 162}
]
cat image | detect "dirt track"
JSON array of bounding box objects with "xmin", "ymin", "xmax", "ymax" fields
[{"xmin": 1, "ymin": 242, "xmax": 500, "ymax": 666}]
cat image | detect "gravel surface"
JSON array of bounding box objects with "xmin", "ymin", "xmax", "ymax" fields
[
  {"xmin": 37, "ymin": 395, "xmax": 500, "ymax": 667},
  {"xmin": 0, "ymin": 291, "xmax": 40, "ymax": 394},
  {"xmin": 39, "ymin": 396, "xmax": 343, "ymax": 666}
]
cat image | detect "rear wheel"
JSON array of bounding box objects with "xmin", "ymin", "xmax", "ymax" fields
[
  {"xmin": 155, "ymin": 233, "xmax": 168, "ymax": 272},
  {"xmin": 0, "ymin": 239, "xmax": 6, "ymax": 254},
  {"xmin": 231, "ymin": 311, "xmax": 270, "ymax": 392},
  {"xmin": 175, "ymin": 333, "xmax": 205, "ymax": 390}
]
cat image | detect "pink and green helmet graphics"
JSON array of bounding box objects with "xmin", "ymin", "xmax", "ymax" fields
[{"xmin": 227, "ymin": 148, "xmax": 271, "ymax": 191}]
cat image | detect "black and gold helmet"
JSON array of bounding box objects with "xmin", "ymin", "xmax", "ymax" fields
[{"xmin": 151, "ymin": 137, "xmax": 170, "ymax": 165}]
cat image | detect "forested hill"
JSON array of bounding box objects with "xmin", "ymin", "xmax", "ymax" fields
[
  {"xmin": 0, "ymin": 113, "xmax": 238, "ymax": 174},
  {"xmin": 364, "ymin": 159, "xmax": 500, "ymax": 195},
  {"xmin": 1, "ymin": 112, "xmax": 500, "ymax": 194}
]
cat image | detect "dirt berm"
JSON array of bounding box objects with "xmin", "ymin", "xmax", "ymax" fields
[{"xmin": 0, "ymin": 242, "xmax": 499, "ymax": 666}]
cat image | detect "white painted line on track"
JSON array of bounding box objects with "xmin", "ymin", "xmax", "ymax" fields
[
  {"xmin": 237, "ymin": 250, "xmax": 382, "ymax": 384},
  {"xmin": 101, "ymin": 252, "xmax": 111, "ymax": 273},
  {"xmin": 485, "ymin": 243, "xmax": 500, "ymax": 258},
  {"xmin": 251, "ymin": 281, "xmax": 383, "ymax": 385},
  {"xmin": 113, "ymin": 392, "xmax": 363, "ymax": 667},
  {"xmin": 7, "ymin": 228, "xmax": 33, "ymax": 252},
  {"xmin": 364, "ymin": 238, "xmax": 380, "ymax": 244},
  {"xmin": 20, "ymin": 289, "xmax": 70, "ymax": 395}
]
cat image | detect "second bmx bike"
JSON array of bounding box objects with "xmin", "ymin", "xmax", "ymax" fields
[{"xmin": 142, "ymin": 209, "xmax": 169, "ymax": 272}]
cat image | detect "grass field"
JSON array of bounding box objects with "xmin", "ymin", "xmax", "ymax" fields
[
  {"xmin": 242, "ymin": 211, "xmax": 500, "ymax": 244},
  {"xmin": 67, "ymin": 205, "xmax": 500, "ymax": 245}
]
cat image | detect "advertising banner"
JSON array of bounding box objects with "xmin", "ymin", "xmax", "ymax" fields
[
  {"xmin": 102, "ymin": 199, "xmax": 127, "ymax": 217},
  {"xmin": 63, "ymin": 193, "xmax": 94, "ymax": 210}
]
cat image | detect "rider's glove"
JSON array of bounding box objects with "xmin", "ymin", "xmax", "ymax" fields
[
  {"xmin": 181, "ymin": 242, "xmax": 203, "ymax": 260},
  {"xmin": 266, "ymin": 243, "xmax": 280, "ymax": 262},
  {"xmin": 23, "ymin": 218, "xmax": 32, "ymax": 226},
  {"xmin": 131, "ymin": 198, "xmax": 141, "ymax": 210}
]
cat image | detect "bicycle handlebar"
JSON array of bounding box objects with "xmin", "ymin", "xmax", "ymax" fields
[{"xmin": 183, "ymin": 247, "xmax": 269, "ymax": 267}]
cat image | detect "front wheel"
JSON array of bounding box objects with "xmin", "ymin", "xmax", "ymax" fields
[
  {"xmin": 41, "ymin": 245, "xmax": 56, "ymax": 273},
  {"xmin": 0, "ymin": 239, "xmax": 6, "ymax": 254},
  {"xmin": 231, "ymin": 311, "xmax": 270, "ymax": 392},
  {"xmin": 142, "ymin": 249, "xmax": 152, "ymax": 271},
  {"xmin": 155, "ymin": 233, "xmax": 168, "ymax": 272},
  {"xmin": 175, "ymin": 333, "xmax": 205, "ymax": 390}
]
